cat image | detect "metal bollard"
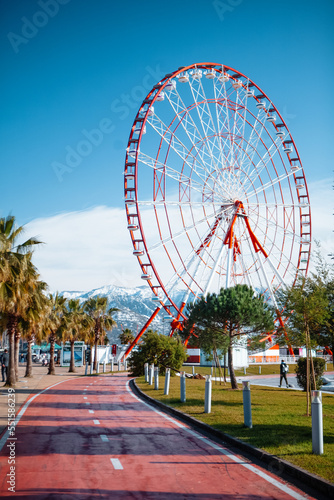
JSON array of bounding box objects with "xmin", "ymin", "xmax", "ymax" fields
[
  {"xmin": 204, "ymin": 375, "xmax": 212, "ymax": 413},
  {"xmin": 154, "ymin": 367, "xmax": 159, "ymax": 390},
  {"xmin": 243, "ymin": 367, "xmax": 246, "ymax": 375},
  {"xmin": 242, "ymin": 381, "xmax": 252, "ymax": 428},
  {"xmin": 192, "ymin": 365, "xmax": 195, "ymax": 375},
  {"xmin": 211, "ymin": 366, "xmax": 213, "ymax": 376},
  {"xmin": 118, "ymin": 360, "xmax": 121, "ymax": 371},
  {"xmin": 96, "ymin": 362, "xmax": 99, "ymax": 374},
  {"xmin": 103, "ymin": 362, "xmax": 106, "ymax": 373},
  {"xmin": 90, "ymin": 363, "xmax": 93, "ymax": 375},
  {"xmin": 312, "ymin": 390, "xmax": 323, "ymax": 455},
  {"xmin": 110, "ymin": 357, "xmax": 114, "ymax": 372},
  {"xmin": 124, "ymin": 360, "xmax": 128, "ymax": 371},
  {"xmin": 85, "ymin": 363, "xmax": 88, "ymax": 376},
  {"xmin": 325, "ymin": 363, "xmax": 327, "ymax": 372},
  {"xmin": 164, "ymin": 368, "xmax": 170, "ymax": 395},
  {"xmin": 259, "ymin": 366, "xmax": 261, "ymax": 375},
  {"xmin": 144, "ymin": 362, "xmax": 149, "ymax": 382},
  {"xmin": 149, "ymin": 364, "xmax": 154, "ymax": 385},
  {"xmin": 180, "ymin": 372, "xmax": 186, "ymax": 402}
]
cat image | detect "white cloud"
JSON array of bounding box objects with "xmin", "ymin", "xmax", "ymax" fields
[
  {"xmin": 307, "ymin": 178, "xmax": 334, "ymax": 262},
  {"xmin": 26, "ymin": 206, "xmax": 143, "ymax": 292},
  {"xmin": 25, "ymin": 178, "xmax": 334, "ymax": 293}
]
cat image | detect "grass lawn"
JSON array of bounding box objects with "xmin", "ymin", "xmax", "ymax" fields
[
  {"xmin": 182, "ymin": 362, "xmax": 334, "ymax": 378},
  {"xmin": 136, "ymin": 373, "xmax": 334, "ymax": 483}
]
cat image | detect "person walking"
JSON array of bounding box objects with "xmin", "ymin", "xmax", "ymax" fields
[
  {"xmin": 279, "ymin": 359, "xmax": 289, "ymax": 388},
  {"xmin": 2, "ymin": 348, "xmax": 9, "ymax": 382}
]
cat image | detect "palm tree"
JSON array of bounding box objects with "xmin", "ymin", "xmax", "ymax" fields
[
  {"xmin": 63, "ymin": 299, "xmax": 93, "ymax": 372},
  {"xmin": 14, "ymin": 259, "xmax": 45, "ymax": 380},
  {"xmin": 83, "ymin": 296, "xmax": 118, "ymax": 370},
  {"xmin": 19, "ymin": 280, "xmax": 49, "ymax": 378},
  {"xmin": 0, "ymin": 216, "xmax": 42, "ymax": 386},
  {"xmin": 44, "ymin": 293, "xmax": 67, "ymax": 375}
]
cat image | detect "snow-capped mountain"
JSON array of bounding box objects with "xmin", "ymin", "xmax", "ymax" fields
[{"xmin": 61, "ymin": 284, "xmax": 184, "ymax": 343}]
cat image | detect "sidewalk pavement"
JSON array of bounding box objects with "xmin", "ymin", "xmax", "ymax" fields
[{"xmin": 0, "ymin": 363, "xmax": 90, "ymax": 436}]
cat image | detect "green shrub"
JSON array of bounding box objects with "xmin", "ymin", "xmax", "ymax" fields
[
  {"xmin": 295, "ymin": 357, "xmax": 325, "ymax": 391},
  {"xmin": 127, "ymin": 330, "xmax": 188, "ymax": 377}
]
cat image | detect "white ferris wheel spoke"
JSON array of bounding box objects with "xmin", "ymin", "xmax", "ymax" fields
[
  {"xmin": 245, "ymin": 167, "xmax": 298, "ymax": 201},
  {"xmin": 137, "ymin": 151, "xmax": 212, "ymax": 198},
  {"xmin": 145, "ymin": 112, "xmax": 230, "ymax": 200},
  {"xmin": 164, "ymin": 84, "xmax": 224, "ymax": 183}
]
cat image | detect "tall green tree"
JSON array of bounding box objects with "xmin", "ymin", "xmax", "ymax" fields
[
  {"xmin": 186, "ymin": 285, "xmax": 275, "ymax": 389},
  {"xmin": 63, "ymin": 299, "xmax": 92, "ymax": 372},
  {"xmin": 83, "ymin": 296, "xmax": 118, "ymax": 370},
  {"xmin": 119, "ymin": 328, "xmax": 135, "ymax": 345},
  {"xmin": 0, "ymin": 216, "xmax": 41, "ymax": 386},
  {"xmin": 277, "ymin": 274, "xmax": 329, "ymax": 415},
  {"xmin": 44, "ymin": 293, "xmax": 67, "ymax": 375},
  {"xmin": 18, "ymin": 279, "xmax": 48, "ymax": 378}
]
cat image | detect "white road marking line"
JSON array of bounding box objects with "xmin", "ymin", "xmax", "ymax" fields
[
  {"xmin": 126, "ymin": 380, "xmax": 305, "ymax": 500},
  {"xmin": 93, "ymin": 419, "xmax": 100, "ymax": 425},
  {"xmin": 83, "ymin": 397, "xmax": 87, "ymax": 399},
  {"xmin": 89, "ymin": 410, "xmax": 94, "ymax": 414},
  {"xmin": 110, "ymin": 458, "xmax": 123, "ymax": 470},
  {"xmin": 0, "ymin": 378, "xmax": 81, "ymax": 452},
  {"xmin": 100, "ymin": 434, "xmax": 108, "ymax": 442}
]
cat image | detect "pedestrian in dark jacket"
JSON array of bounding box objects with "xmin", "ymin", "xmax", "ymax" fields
[
  {"xmin": 2, "ymin": 349, "xmax": 9, "ymax": 382},
  {"xmin": 279, "ymin": 359, "xmax": 289, "ymax": 388}
]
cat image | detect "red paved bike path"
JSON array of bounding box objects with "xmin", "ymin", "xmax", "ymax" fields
[{"xmin": 0, "ymin": 373, "xmax": 315, "ymax": 499}]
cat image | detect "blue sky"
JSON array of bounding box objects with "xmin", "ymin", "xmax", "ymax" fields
[{"xmin": 1, "ymin": 0, "xmax": 333, "ymax": 291}]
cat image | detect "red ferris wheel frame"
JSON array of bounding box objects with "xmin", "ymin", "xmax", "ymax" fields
[{"xmin": 123, "ymin": 62, "xmax": 311, "ymax": 358}]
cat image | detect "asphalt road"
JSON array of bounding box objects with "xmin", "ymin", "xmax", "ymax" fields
[
  {"xmin": 235, "ymin": 374, "xmax": 334, "ymax": 394},
  {"xmin": 0, "ymin": 372, "xmax": 320, "ymax": 499}
]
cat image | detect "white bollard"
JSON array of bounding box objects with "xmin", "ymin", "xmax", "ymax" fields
[
  {"xmin": 90, "ymin": 363, "xmax": 93, "ymax": 375},
  {"xmin": 85, "ymin": 363, "xmax": 88, "ymax": 376},
  {"xmin": 110, "ymin": 357, "xmax": 114, "ymax": 372},
  {"xmin": 149, "ymin": 364, "xmax": 154, "ymax": 385},
  {"xmin": 164, "ymin": 368, "xmax": 170, "ymax": 395},
  {"xmin": 204, "ymin": 375, "xmax": 212, "ymax": 413},
  {"xmin": 242, "ymin": 381, "xmax": 252, "ymax": 428},
  {"xmin": 154, "ymin": 367, "xmax": 159, "ymax": 390},
  {"xmin": 96, "ymin": 362, "xmax": 99, "ymax": 374},
  {"xmin": 180, "ymin": 372, "xmax": 186, "ymax": 402},
  {"xmin": 192, "ymin": 365, "xmax": 195, "ymax": 375},
  {"xmin": 124, "ymin": 360, "xmax": 127, "ymax": 371},
  {"xmin": 103, "ymin": 362, "xmax": 106, "ymax": 373},
  {"xmin": 243, "ymin": 367, "xmax": 246, "ymax": 375},
  {"xmin": 118, "ymin": 360, "xmax": 121, "ymax": 371},
  {"xmin": 312, "ymin": 391, "xmax": 323, "ymax": 455},
  {"xmin": 144, "ymin": 363, "xmax": 149, "ymax": 382},
  {"xmin": 259, "ymin": 365, "xmax": 261, "ymax": 375}
]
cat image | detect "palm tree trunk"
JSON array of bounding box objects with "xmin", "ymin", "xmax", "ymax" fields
[
  {"xmin": 14, "ymin": 331, "xmax": 20, "ymax": 381},
  {"xmin": 25, "ymin": 338, "xmax": 33, "ymax": 378},
  {"xmin": 6, "ymin": 314, "xmax": 17, "ymax": 387},
  {"xmin": 69, "ymin": 340, "xmax": 76, "ymax": 373},
  {"xmin": 93, "ymin": 337, "xmax": 98, "ymax": 371},
  {"xmin": 93, "ymin": 322, "xmax": 99, "ymax": 371},
  {"xmin": 48, "ymin": 335, "xmax": 56, "ymax": 375}
]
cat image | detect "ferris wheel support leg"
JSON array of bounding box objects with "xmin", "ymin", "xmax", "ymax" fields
[
  {"xmin": 124, "ymin": 306, "xmax": 162, "ymax": 359},
  {"xmin": 203, "ymin": 240, "xmax": 226, "ymax": 296},
  {"xmin": 225, "ymin": 247, "xmax": 233, "ymax": 289}
]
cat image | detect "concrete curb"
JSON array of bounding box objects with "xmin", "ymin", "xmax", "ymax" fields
[{"xmin": 130, "ymin": 379, "xmax": 334, "ymax": 499}]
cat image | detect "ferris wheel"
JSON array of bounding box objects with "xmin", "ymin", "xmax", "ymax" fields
[{"xmin": 124, "ymin": 62, "xmax": 311, "ymax": 354}]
